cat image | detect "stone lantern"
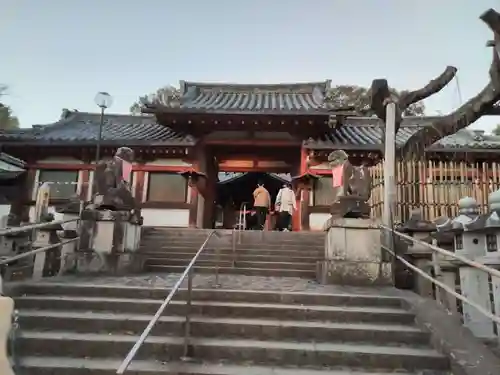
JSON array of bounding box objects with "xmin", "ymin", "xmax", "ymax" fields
[
  {"xmin": 463, "ymin": 190, "xmax": 500, "ymax": 339},
  {"xmin": 434, "ymin": 197, "xmax": 480, "ymax": 316},
  {"xmin": 397, "ymin": 209, "xmax": 436, "ymax": 297}
]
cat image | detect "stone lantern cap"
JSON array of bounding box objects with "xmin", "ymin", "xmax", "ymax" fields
[
  {"xmin": 464, "ymin": 190, "xmax": 500, "ymax": 233},
  {"xmin": 431, "ymin": 216, "xmax": 455, "ymax": 244},
  {"xmin": 436, "ymin": 196, "xmax": 480, "ymax": 234},
  {"xmin": 398, "ymin": 209, "xmax": 436, "ymax": 233}
]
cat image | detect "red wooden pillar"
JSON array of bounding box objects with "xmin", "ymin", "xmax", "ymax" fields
[
  {"xmin": 188, "ymin": 186, "xmax": 198, "ymax": 228},
  {"xmin": 292, "ymin": 172, "xmax": 318, "ymax": 232},
  {"xmin": 134, "ymin": 169, "xmax": 145, "ymax": 204},
  {"xmin": 291, "ymin": 147, "xmax": 313, "ymax": 231},
  {"xmin": 180, "ymin": 169, "xmax": 207, "ymax": 228},
  {"xmin": 79, "ymin": 170, "xmax": 90, "ymax": 201}
]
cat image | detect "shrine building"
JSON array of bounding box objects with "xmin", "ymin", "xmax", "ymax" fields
[{"xmin": 1, "ymin": 81, "xmax": 499, "ymax": 230}]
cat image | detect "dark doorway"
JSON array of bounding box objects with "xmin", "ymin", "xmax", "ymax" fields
[{"xmin": 215, "ymin": 172, "xmax": 291, "ymax": 229}]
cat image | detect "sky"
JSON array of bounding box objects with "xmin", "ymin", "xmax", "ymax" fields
[{"xmin": 1, "ymin": 0, "xmax": 499, "ymax": 131}]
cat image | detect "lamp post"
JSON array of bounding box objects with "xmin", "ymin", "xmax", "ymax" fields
[{"xmin": 94, "ymin": 92, "xmax": 113, "ymax": 164}]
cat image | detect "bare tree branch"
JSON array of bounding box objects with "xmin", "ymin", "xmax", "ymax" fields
[
  {"xmin": 370, "ymin": 66, "xmax": 457, "ymax": 138},
  {"xmin": 399, "ymin": 8, "xmax": 500, "ymax": 158},
  {"xmin": 399, "ymin": 66, "xmax": 458, "ymax": 109}
]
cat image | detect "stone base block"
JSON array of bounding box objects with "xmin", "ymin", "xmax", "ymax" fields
[
  {"xmin": 316, "ymin": 260, "xmax": 392, "ymax": 286},
  {"xmin": 75, "ymin": 251, "xmax": 145, "ymax": 276}
]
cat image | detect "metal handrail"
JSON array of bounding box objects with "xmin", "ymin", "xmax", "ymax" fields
[
  {"xmin": 237, "ymin": 202, "xmax": 247, "ymax": 244},
  {"xmin": 380, "ymin": 225, "xmax": 500, "ymax": 325},
  {"xmin": 0, "ymin": 218, "xmax": 80, "ymax": 265},
  {"xmin": 0, "ymin": 218, "xmax": 78, "ymax": 237},
  {"xmin": 0, "ymin": 237, "xmax": 79, "ymax": 265},
  {"xmin": 116, "ymin": 230, "xmax": 216, "ymax": 374}
]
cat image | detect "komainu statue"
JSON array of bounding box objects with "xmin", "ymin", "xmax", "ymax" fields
[
  {"xmin": 328, "ymin": 150, "xmax": 372, "ymax": 218},
  {"xmin": 91, "ymin": 147, "xmax": 137, "ymax": 212}
]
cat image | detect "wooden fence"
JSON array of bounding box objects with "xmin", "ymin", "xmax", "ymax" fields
[{"xmin": 369, "ymin": 160, "xmax": 500, "ymax": 222}]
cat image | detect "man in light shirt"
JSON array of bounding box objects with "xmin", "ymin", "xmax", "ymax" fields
[{"xmin": 275, "ymin": 183, "xmax": 296, "ymax": 231}]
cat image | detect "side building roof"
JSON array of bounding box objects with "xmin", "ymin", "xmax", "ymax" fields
[
  {"xmin": 305, "ymin": 116, "xmax": 500, "ymax": 151},
  {"xmin": 0, "ymin": 110, "xmax": 196, "ymax": 146},
  {"xmin": 0, "ymin": 109, "xmax": 498, "ymax": 152}
]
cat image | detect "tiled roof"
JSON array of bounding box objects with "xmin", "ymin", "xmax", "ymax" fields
[
  {"xmin": 157, "ymin": 81, "xmax": 331, "ymax": 114},
  {"xmin": 0, "ymin": 110, "xmax": 196, "ymax": 146},
  {"xmin": 2, "ymin": 110, "xmax": 497, "ymax": 152},
  {"xmin": 0, "ymin": 152, "xmax": 26, "ymax": 168},
  {"xmin": 305, "ymin": 116, "xmax": 500, "ymax": 151}
]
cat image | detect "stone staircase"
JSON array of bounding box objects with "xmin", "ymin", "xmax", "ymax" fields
[
  {"xmin": 12, "ymin": 281, "xmax": 451, "ymax": 374},
  {"xmin": 140, "ymin": 228, "xmax": 324, "ymax": 278}
]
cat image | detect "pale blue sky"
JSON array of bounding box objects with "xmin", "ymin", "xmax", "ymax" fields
[{"xmin": 1, "ymin": 0, "xmax": 499, "ymax": 131}]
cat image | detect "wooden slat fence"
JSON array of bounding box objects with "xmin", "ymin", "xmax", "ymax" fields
[{"xmin": 369, "ymin": 160, "xmax": 500, "ymax": 222}]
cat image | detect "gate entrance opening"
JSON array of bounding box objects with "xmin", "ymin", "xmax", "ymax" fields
[{"xmin": 215, "ymin": 172, "xmax": 292, "ymax": 229}]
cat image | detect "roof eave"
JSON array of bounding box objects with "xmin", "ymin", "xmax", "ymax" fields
[
  {"xmin": 143, "ymin": 105, "xmax": 331, "ymax": 117},
  {"xmin": 0, "ymin": 140, "xmax": 197, "ymax": 147}
]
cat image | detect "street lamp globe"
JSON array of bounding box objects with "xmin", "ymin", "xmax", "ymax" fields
[{"xmin": 94, "ymin": 91, "xmax": 113, "ymax": 109}]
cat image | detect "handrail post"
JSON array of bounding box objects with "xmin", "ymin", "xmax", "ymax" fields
[
  {"xmin": 182, "ymin": 268, "xmax": 193, "ymax": 360},
  {"xmin": 215, "ymin": 243, "xmax": 221, "ymax": 288},
  {"xmin": 231, "ymin": 230, "xmax": 236, "ymax": 268}
]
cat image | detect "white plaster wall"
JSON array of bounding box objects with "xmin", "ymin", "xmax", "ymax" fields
[
  {"xmin": 142, "ymin": 208, "xmax": 190, "ymax": 227},
  {"xmin": 309, "ymin": 213, "xmax": 330, "ymax": 231}
]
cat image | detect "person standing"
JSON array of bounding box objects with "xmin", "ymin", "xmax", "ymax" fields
[
  {"xmin": 252, "ymin": 181, "xmax": 271, "ymax": 230},
  {"xmin": 275, "ymin": 183, "xmax": 296, "ymax": 231}
]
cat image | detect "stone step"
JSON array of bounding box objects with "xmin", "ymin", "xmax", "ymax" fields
[
  {"xmin": 142, "ymin": 231, "xmax": 324, "ymax": 241},
  {"xmin": 17, "ymin": 331, "xmax": 449, "ymax": 371},
  {"xmin": 140, "ymin": 251, "xmax": 320, "ymax": 264},
  {"xmin": 13, "ymin": 284, "xmax": 404, "ymax": 308},
  {"xmin": 18, "ymin": 357, "xmax": 444, "ymax": 375},
  {"xmin": 14, "ymin": 296, "xmax": 414, "ymax": 324},
  {"xmin": 145, "ymin": 259, "xmax": 317, "ymax": 271},
  {"xmin": 18, "ymin": 310, "xmax": 430, "ymax": 345},
  {"xmin": 145, "ymin": 265, "xmax": 316, "ymax": 278},
  {"xmin": 140, "ymin": 241, "xmax": 325, "ymax": 251},
  {"xmin": 139, "ymin": 245, "xmax": 324, "ymax": 255},
  {"xmin": 144, "ymin": 228, "xmax": 325, "ymax": 239},
  {"xmin": 139, "ymin": 248, "xmax": 323, "ymax": 260}
]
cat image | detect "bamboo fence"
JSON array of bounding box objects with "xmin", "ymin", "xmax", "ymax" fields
[{"xmin": 369, "ymin": 160, "xmax": 500, "ymax": 222}]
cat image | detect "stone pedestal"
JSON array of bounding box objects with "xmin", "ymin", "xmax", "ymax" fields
[
  {"xmin": 317, "ymin": 217, "xmax": 391, "ymax": 285},
  {"xmin": 76, "ymin": 209, "xmax": 143, "ymax": 275},
  {"xmin": 32, "ymin": 223, "xmax": 63, "ymax": 280},
  {"xmin": 0, "ymin": 297, "xmax": 15, "ymax": 375}
]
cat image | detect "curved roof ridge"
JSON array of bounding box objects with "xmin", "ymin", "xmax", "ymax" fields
[{"xmin": 181, "ymin": 80, "xmax": 331, "ymax": 93}]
